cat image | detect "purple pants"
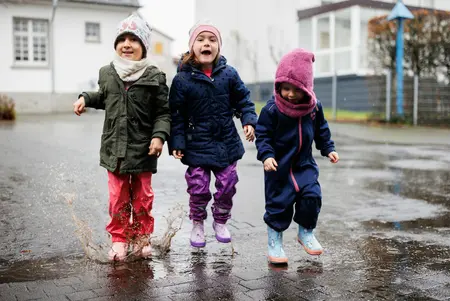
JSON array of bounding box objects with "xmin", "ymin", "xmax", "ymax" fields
[{"xmin": 185, "ymin": 162, "xmax": 238, "ymax": 224}]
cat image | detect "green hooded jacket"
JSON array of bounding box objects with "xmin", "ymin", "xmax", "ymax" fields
[{"xmin": 82, "ymin": 63, "xmax": 171, "ymax": 174}]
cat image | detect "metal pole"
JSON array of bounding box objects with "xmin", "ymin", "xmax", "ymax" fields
[
  {"xmin": 332, "ymin": 72, "xmax": 337, "ymax": 121},
  {"xmin": 386, "ymin": 69, "xmax": 391, "ymax": 122},
  {"xmin": 413, "ymin": 74, "xmax": 419, "ymax": 126},
  {"xmin": 396, "ymin": 18, "xmax": 404, "ymax": 117},
  {"xmin": 51, "ymin": 0, "xmax": 58, "ymax": 95}
]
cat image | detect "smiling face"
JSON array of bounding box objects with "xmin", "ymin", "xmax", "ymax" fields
[
  {"xmin": 115, "ymin": 33, "xmax": 144, "ymax": 61},
  {"xmin": 280, "ymin": 82, "xmax": 307, "ymax": 104},
  {"xmin": 192, "ymin": 31, "xmax": 219, "ymax": 69}
]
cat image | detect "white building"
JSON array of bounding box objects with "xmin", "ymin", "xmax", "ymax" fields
[
  {"xmin": 0, "ymin": 0, "xmax": 176, "ymax": 114},
  {"xmin": 195, "ymin": 0, "xmax": 450, "ymax": 83}
]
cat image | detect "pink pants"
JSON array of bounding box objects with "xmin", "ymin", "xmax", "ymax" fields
[{"xmin": 106, "ymin": 171, "xmax": 154, "ymax": 243}]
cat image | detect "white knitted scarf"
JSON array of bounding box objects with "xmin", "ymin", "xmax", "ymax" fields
[{"xmin": 112, "ymin": 53, "xmax": 158, "ymax": 82}]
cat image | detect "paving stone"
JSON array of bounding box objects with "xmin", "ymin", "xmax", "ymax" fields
[
  {"xmin": 92, "ymin": 288, "xmax": 116, "ymax": 298},
  {"xmin": 405, "ymin": 278, "xmax": 443, "ymax": 291},
  {"xmin": 422, "ymin": 285, "xmax": 450, "ymax": 301},
  {"xmin": 0, "ymin": 293, "xmax": 18, "ymax": 301},
  {"xmin": 167, "ymin": 291, "xmax": 204, "ymax": 301},
  {"xmin": 169, "ymin": 279, "xmax": 221, "ymax": 294},
  {"xmin": 244, "ymin": 288, "xmax": 281, "ymax": 300},
  {"xmin": 43, "ymin": 285, "xmax": 75, "ymax": 296},
  {"xmin": 15, "ymin": 289, "xmax": 47, "ymax": 301},
  {"xmin": 143, "ymin": 286, "xmax": 174, "ymax": 298},
  {"xmin": 53, "ymin": 278, "xmax": 82, "ymax": 287},
  {"xmin": 33, "ymin": 296, "xmax": 70, "ymax": 301},
  {"xmin": 66, "ymin": 290, "xmax": 97, "ymax": 301},
  {"xmin": 233, "ymin": 270, "xmax": 268, "ymax": 281}
]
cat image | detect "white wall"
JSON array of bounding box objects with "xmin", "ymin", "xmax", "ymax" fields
[
  {"xmin": 53, "ymin": 3, "xmax": 132, "ymax": 93},
  {"xmin": 149, "ymin": 30, "xmax": 176, "ymax": 85},
  {"xmin": 0, "ymin": 2, "xmax": 176, "ymax": 113},
  {"xmin": 195, "ymin": 0, "xmax": 450, "ymax": 83},
  {"xmin": 195, "ymin": 0, "xmax": 322, "ymax": 84}
]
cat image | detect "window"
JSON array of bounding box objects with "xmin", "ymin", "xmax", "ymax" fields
[
  {"xmin": 153, "ymin": 42, "xmax": 163, "ymax": 55},
  {"xmin": 320, "ymin": 32, "xmax": 330, "ymax": 49},
  {"xmin": 13, "ymin": 18, "xmax": 48, "ymax": 66},
  {"xmin": 317, "ymin": 16, "xmax": 330, "ymax": 50},
  {"xmin": 422, "ymin": 0, "xmax": 434, "ymax": 8},
  {"xmin": 85, "ymin": 22, "xmax": 100, "ymax": 42}
]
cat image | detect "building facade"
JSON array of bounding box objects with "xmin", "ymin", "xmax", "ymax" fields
[{"xmin": 0, "ymin": 0, "xmax": 175, "ymax": 113}]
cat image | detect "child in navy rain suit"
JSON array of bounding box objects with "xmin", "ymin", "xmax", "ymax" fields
[
  {"xmin": 255, "ymin": 48, "xmax": 339, "ymax": 264},
  {"xmin": 169, "ymin": 21, "xmax": 257, "ymax": 248}
]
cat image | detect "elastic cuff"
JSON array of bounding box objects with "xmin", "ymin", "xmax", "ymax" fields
[{"xmin": 152, "ymin": 132, "xmax": 167, "ymax": 142}]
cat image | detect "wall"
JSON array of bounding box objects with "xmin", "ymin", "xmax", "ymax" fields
[
  {"xmin": 0, "ymin": 2, "xmax": 149, "ymax": 113},
  {"xmin": 150, "ymin": 30, "xmax": 176, "ymax": 85},
  {"xmin": 195, "ymin": 0, "xmax": 321, "ymax": 84}
]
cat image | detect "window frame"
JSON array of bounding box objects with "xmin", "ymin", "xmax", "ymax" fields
[
  {"xmin": 12, "ymin": 17, "xmax": 49, "ymax": 67},
  {"xmin": 85, "ymin": 22, "xmax": 101, "ymax": 43}
]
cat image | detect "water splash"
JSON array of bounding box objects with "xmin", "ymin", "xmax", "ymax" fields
[
  {"xmin": 64, "ymin": 193, "xmax": 109, "ymax": 263},
  {"xmin": 150, "ymin": 203, "xmax": 186, "ymax": 256},
  {"xmin": 64, "ymin": 193, "xmax": 185, "ymax": 262}
]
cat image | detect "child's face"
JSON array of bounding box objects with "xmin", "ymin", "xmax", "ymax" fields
[
  {"xmin": 280, "ymin": 82, "xmax": 306, "ymax": 104},
  {"xmin": 115, "ymin": 34, "xmax": 143, "ymax": 61},
  {"xmin": 192, "ymin": 31, "xmax": 219, "ymax": 67}
]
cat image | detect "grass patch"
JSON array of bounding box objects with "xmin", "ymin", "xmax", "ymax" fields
[
  {"xmin": 322, "ymin": 108, "xmax": 369, "ymax": 122},
  {"xmin": 254, "ymin": 102, "xmax": 369, "ymax": 122}
]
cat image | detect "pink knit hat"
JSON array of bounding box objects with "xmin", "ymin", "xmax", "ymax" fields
[
  {"xmin": 188, "ymin": 20, "xmax": 222, "ymax": 51},
  {"xmin": 275, "ymin": 48, "xmax": 316, "ymax": 102},
  {"xmin": 273, "ymin": 48, "xmax": 317, "ymax": 118}
]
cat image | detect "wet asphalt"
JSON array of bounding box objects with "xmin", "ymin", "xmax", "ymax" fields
[{"xmin": 0, "ymin": 112, "xmax": 449, "ymax": 301}]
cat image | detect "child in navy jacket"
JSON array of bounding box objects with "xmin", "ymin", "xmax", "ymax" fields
[
  {"xmin": 255, "ymin": 48, "xmax": 339, "ymax": 264},
  {"xmin": 169, "ymin": 21, "xmax": 257, "ymax": 248}
]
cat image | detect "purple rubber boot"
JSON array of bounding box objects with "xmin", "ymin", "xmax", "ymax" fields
[
  {"xmin": 213, "ymin": 221, "xmax": 231, "ymax": 243},
  {"xmin": 190, "ymin": 221, "xmax": 206, "ymax": 248}
]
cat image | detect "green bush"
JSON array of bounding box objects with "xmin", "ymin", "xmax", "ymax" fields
[{"xmin": 0, "ymin": 94, "xmax": 16, "ymax": 121}]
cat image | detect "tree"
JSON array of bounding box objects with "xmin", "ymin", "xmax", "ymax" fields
[
  {"xmin": 368, "ymin": 9, "xmax": 450, "ymax": 80},
  {"xmin": 229, "ymin": 30, "xmax": 262, "ymax": 102},
  {"xmin": 267, "ymin": 27, "xmax": 286, "ymax": 66}
]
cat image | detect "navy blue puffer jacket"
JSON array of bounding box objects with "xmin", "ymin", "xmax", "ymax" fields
[{"xmin": 168, "ymin": 55, "xmax": 257, "ymax": 168}]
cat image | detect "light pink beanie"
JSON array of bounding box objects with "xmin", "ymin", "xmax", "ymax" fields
[{"xmin": 188, "ymin": 20, "xmax": 222, "ymax": 51}]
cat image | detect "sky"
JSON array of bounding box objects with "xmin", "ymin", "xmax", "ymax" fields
[{"xmin": 138, "ymin": 0, "xmax": 195, "ymax": 57}]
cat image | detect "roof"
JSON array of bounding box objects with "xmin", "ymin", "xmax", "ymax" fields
[
  {"xmin": 297, "ymin": 0, "xmax": 440, "ymax": 21},
  {"xmin": 0, "ymin": 0, "xmax": 140, "ymax": 8},
  {"xmin": 151, "ymin": 27, "xmax": 174, "ymax": 41},
  {"xmin": 66, "ymin": 0, "xmax": 140, "ymax": 8},
  {"xmin": 134, "ymin": 11, "xmax": 174, "ymax": 41}
]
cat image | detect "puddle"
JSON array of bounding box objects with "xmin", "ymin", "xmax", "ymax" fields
[
  {"xmin": 386, "ymin": 159, "xmax": 450, "ymax": 171},
  {"xmin": 0, "ymin": 255, "xmax": 87, "ymax": 283}
]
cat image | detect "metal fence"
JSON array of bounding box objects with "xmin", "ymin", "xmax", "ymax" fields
[
  {"xmin": 248, "ymin": 72, "xmax": 450, "ymax": 126},
  {"xmin": 365, "ymin": 72, "xmax": 450, "ymax": 126}
]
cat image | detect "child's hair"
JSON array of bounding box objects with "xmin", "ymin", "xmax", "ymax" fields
[
  {"xmin": 181, "ymin": 51, "xmax": 220, "ymax": 68},
  {"xmin": 181, "ymin": 52, "xmax": 199, "ymax": 68}
]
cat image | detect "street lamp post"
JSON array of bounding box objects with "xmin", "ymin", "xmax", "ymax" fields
[{"xmin": 387, "ymin": 0, "xmax": 413, "ymax": 118}]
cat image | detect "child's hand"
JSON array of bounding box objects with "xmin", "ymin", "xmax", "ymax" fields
[
  {"xmin": 263, "ymin": 157, "xmax": 278, "ymax": 171},
  {"xmin": 73, "ymin": 96, "xmax": 86, "ymax": 116},
  {"xmin": 148, "ymin": 138, "xmax": 163, "ymax": 157},
  {"xmin": 243, "ymin": 125, "xmax": 255, "ymax": 142},
  {"xmin": 328, "ymin": 151, "xmax": 339, "ymax": 163},
  {"xmin": 172, "ymin": 150, "xmax": 184, "ymax": 159}
]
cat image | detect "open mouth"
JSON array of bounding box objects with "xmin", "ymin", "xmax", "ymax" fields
[{"xmin": 201, "ymin": 50, "xmax": 212, "ymax": 55}]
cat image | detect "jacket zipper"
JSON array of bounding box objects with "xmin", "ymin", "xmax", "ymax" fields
[{"xmin": 290, "ymin": 117, "xmax": 302, "ymax": 192}]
